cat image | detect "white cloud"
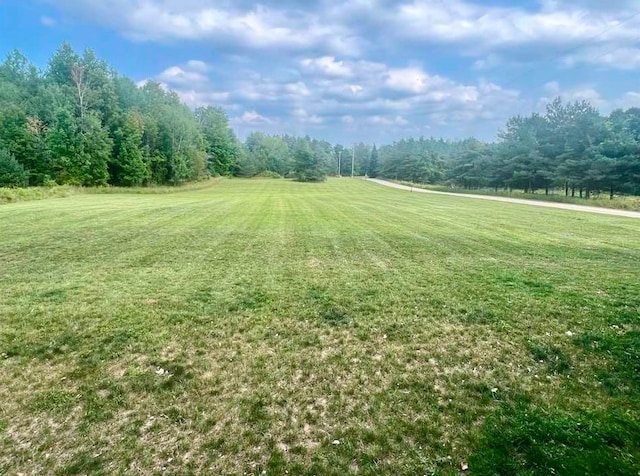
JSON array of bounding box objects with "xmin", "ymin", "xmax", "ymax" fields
[
  {"xmin": 139, "ymin": 51, "xmax": 522, "ymax": 140},
  {"xmin": 47, "ymin": 0, "xmax": 640, "ymax": 70},
  {"xmin": 232, "ymin": 110, "xmax": 272, "ymax": 124},
  {"xmin": 40, "ymin": 16, "xmax": 57, "ymax": 27},
  {"xmin": 367, "ymin": 115, "xmax": 409, "ymax": 126},
  {"xmin": 301, "ymin": 57, "xmax": 352, "ymax": 78},
  {"xmin": 544, "ymin": 81, "xmax": 562, "ymax": 94},
  {"xmin": 185, "ymin": 60, "xmax": 209, "ymax": 72},
  {"xmin": 617, "ymin": 92, "xmax": 640, "ymax": 109},
  {"xmin": 562, "ymin": 46, "xmax": 640, "ymax": 70},
  {"xmin": 394, "ymin": 0, "xmax": 640, "ymax": 67},
  {"xmin": 384, "ymin": 67, "xmax": 448, "ymax": 94},
  {"xmin": 176, "ymin": 90, "xmax": 231, "ymax": 107},
  {"xmin": 138, "ymin": 61, "xmax": 231, "ymax": 107},
  {"xmin": 292, "ymin": 108, "xmax": 324, "ymax": 124},
  {"xmin": 157, "ymin": 66, "xmax": 209, "ymax": 85},
  {"xmin": 46, "ymin": 0, "xmax": 362, "ymax": 55},
  {"xmin": 472, "ymin": 54, "xmax": 503, "ymax": 71},
  {"xmin": 284, "ymin": 82, "xmax": 312, "ymax": 97},
  {"xmin": 538, "ymin": 82, "xmax": 640, "ymax": 112}
]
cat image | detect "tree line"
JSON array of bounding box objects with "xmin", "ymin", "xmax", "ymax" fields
[
  {"xmin": 1, "ymin": 45, "xmax": 639, "ymax": 196},
  {"xmin": 0, "ymin": 45, "xmax": 345, "ymax": 187},
  {"xmin": 0, "ymin": 45, "xmax": 228, "ymax": 187},
  {"xmin": 0, "ymin": 40, "xmax": 361, "ymax": 188},
  {"xmin": 218, "ymin": 101, "xmax": 640, "ymax": 199},
  {"xmin": 378, "ymin": 100, "xmax": 640, "ymax": 198}
]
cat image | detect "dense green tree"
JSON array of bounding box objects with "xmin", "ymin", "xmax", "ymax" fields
[
  {"xmin": 48, "ymin": 109, "xmax": 111, "ymax": 186},
  {"xmin": 0, "ymin": 105, "xmax": 37, "ymax": 173},
  {"xmin": 76, "ymin": 113, "xmax": 112, "ymax": 186},
  {"xmin": 47, "ymin": 43, "xmax": 80, "ymax": 87},
  {"xmin": 0, "ymin": 149, "xmax": 29, "ymax": 187},
  {"xmin": 111, "ymin": 112, "xmax": 148, "ymax": 186},
  {"xmin": 242, "ymin": 132, "xmax": 291, "ymax": 177},
  {"xmin": 293, "ymin": 140, "xmax": 326, "ymax": 182},
  {"xmin": 48, "ymin": 108, "xmax": 81, "ymax": 184},
  {"xmin": 195, "ymin": 106, "xmax": 239, "ymax": 175},
  {"xmin": 369, "ymin": 145, "xmax": 379, "ymax": 178},
  {"xmin": 376, "ymin": 99, "xmax": 639, "ymax": 199},
  {"xmin": 0, "ymin": 45, "xmax": 227, "ymax": 188}
]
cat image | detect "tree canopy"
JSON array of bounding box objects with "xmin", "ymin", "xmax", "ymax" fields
[{"xmin": 0, "ymin": 44, "xmax": 237, "ymax": 187}]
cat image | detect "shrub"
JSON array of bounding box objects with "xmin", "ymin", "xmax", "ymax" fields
[
  {"xmin": 253, "ymin": 170, "xmax": 282, "ymax": 179},
  {"xmin": 0, "ymin": 149, "xmax": 29, "ymax": 188}
]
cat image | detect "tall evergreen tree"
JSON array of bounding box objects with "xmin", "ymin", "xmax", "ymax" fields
[
  {"xmin": 0, "ymin": 149, "xmax": 29, "ymax": 187},
  {"xmin": 369, "ymin": 145, "xmax": 379, "ymax": 178}
]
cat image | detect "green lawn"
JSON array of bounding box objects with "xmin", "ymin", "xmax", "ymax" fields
[{"xmin": 1, "ymin": 178, "xmax": 639, "ymax": 475}]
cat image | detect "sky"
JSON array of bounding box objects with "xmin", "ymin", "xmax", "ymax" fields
[{"xmin": 1, "ymin": 0, "xmax": 640, "ymax": 144}]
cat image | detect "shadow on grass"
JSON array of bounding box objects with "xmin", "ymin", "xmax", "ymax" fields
[
  {"xmin": 469, "ymin": 397, "xmax": 639, "ymax": 475},
  {"xmin": 527, "ymin": 341, "xmax": 572, "ymax": 374},
  {"xmin": 307, "ymin": 287, "xmax": 353, "ymax": 326},
  {"xmin": 576, "ymin": 330, "xmax": 640, "ymax": 400},
  {"xmin": 470, "ymin": 330, "xmax": 640, "ymax": 474}
]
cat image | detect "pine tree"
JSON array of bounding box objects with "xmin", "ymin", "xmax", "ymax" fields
[
  {"xmin": 0, "ymin": 149, "xmax": 29, "ymax": 187},
  {"xmin": 369, "ymin": 145, "xmax": 379, "ymax": 178}
]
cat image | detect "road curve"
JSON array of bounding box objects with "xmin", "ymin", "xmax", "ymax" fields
[{"xmin": 366, "ymin": 178, "xmax": 640, "ymax": 219}]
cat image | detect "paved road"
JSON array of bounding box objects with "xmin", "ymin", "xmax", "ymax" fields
[{"xmin": 367, "ymin": 178, "xmax": 640, "ymax": 219}]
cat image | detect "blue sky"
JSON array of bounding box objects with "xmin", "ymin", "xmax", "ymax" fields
[{"xmin": 1, "ymin": 0, "xmax": 640, "ymax": 144}]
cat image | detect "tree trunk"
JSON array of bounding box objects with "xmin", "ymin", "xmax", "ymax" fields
[
  {"xmin": 571, "ymin": 187, "xmax": 575, "ymax": 197},
  {"xmin": 565, "ymin": 181, "xmax": 569, "ymax": 197},
  {"xmin": 586, "ymin": 189, "xmax": 590, "ymax": 199},
  {"xmin": 579, "ymin": 187, "xmax": 583, "ymax": 199},
  {"xmin": 610, "ymin": 185, "xmax": 614, "ymax": 200},
  {"xmin": 545, "ymin": 184, "xmax": 549, "ymax": 195}
]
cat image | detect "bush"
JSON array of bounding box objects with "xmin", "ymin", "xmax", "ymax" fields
[
  {"xmin": 253, "ymin": 170, "xmax": 282, "ymax": 179},
  {"xmin": 0, "ymin": 185, "xmax": 74, "ymax": 204},
  {"xmin": 43, "ymin": 177, "xmax": 59, "ymax": 188},
  {"xmin": 296, "ymin": 173, "xmax": 326, "ymax": 183},
  {"xmin": 0, "ymin": 149, "xmax": 29, "ymax": 188}
]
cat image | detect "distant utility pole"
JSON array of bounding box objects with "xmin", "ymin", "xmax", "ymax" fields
[
  {"xmin": 338, "ymin": 150, "xmax": 342, "ymax": 177},
  {"xmin": 351, "ymin": 144, "xmax": 355, "ymax": 178}
]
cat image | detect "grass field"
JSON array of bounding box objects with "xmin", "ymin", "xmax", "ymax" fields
[{"xmin": 1, "ymin": 178, "xmax": 639, "ymax": 475}]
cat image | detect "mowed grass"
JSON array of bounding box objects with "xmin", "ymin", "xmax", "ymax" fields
[{"xmin": 0, "ymin": 178, "xmax": 639, "ymax": 475}]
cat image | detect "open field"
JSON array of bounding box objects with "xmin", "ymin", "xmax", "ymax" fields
[{"xmin": 0, "ymin": 178, "xmax": 639, "ymax": 475}]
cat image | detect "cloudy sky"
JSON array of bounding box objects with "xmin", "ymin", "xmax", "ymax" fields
[{"xmin": 1, "ymin": 0, "xmax": 640, "ymax": 143}]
